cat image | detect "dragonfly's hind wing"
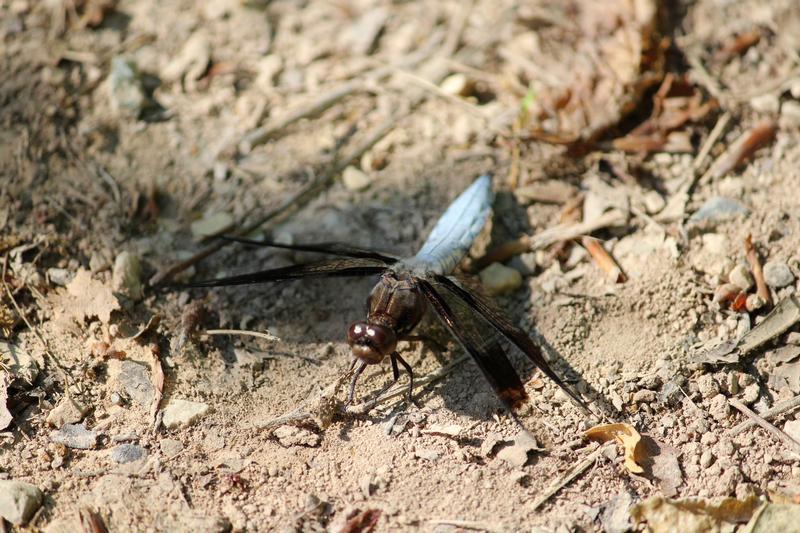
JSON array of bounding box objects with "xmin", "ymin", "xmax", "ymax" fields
[
  {"xmin": 218, "ymin": 235, "xmax": 399, "ymax": 264},
  {"xmin": 417, "ymin": 278, "xmax": 528, "ymax": 410},
  {"xmin": 433, "ymin": 274, "xmax": 589, "ymax": 413},
  {"xmin": 174, "ymin": 258, "xmax": 388, "ymax": 288}
]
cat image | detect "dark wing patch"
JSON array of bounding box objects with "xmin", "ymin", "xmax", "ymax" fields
[
  {"xmin": 417, "ymin": 279, "xmax": 528, "ymax": 410},
  {"xmin": 218, "ymin": 235, "xmax": 399, "ymax": 264},
  {"xmin": 433, "ymin": 274, "xmax": 589, "ymax": 413},
  {"xmin": 174, "ymin": 258, "xmax": 388, "ymax": 288}
]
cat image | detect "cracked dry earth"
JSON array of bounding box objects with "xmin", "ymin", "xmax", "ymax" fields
[{"xmin": 3, "ymin": 0, "xmax": 800, "ymax": 531}]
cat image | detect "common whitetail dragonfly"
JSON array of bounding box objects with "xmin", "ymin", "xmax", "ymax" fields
[{"xmin": 183, "ymin": 175, "xmax": 588, "ymax": 413}]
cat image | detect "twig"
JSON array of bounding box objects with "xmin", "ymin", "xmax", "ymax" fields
[
  {"xmin": 730, "ymin": 394, "xmax": 800, "ymax": 436},
  {"xmin": 429, "ymin": 519, "xmax": 503, "ymax": 533},
  {"xmin": 581, "ymin": 237, "xmax": 627, "ymax": 283},
  {"xmin": 530, "ymin": 443, "xmax": 613, "ymax": 511},
  {"xmin": 702, "ymin": 120, "xmax": 777, "ymax": 185},
  {"xmin": 1, "ymin": 255, "xmax": 81, "ymax": 394},
  {"xmin": 729, "ymin": 397, "xmax": 800, "ymax": 455},
  {"xmin": 529, "ymin": 210, "xmax": 628, "ymax": 251},
  {"xmin": 744, "ymin": 234, "xmax": 772, "ymax": 308},
  {"xmin": 204, "ymin": 329, "xmax": 280, "ymax": 342},
  {"xmin": 692, "ymin": 111, "xmax": 731, "ymax": 173}
]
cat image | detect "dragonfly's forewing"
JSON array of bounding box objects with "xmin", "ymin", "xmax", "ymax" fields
[
  {"xmin": 176, "ymin": 257, "xmax": 388, "ymax": 288},
  {"xmin": 417, "ymin": 278, "xmax": 529, "ymax": 410},
  {"xmin": 218, "ymin": 235, "xmax": 398, "ymax": 263},
  {"xmin": 407, "ymin": 174, "xmax": 493, "ymax": 275},
  {"xmin": 432, "ymin": 274, "xmax": 589, "ymax": 413}
]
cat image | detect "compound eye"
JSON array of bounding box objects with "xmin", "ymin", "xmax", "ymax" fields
[
  {"xmin": 347, "ymin": 322, "xmax": 369, "ymax": 345},
  {"xmin": 364, "ymin": 324, "xmax": 397, "ymax": 356}
]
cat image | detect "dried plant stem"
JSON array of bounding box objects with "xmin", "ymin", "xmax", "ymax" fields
[
  {"xmin": 531, "ymin": 443, "xmax": 614, "ymax": 510},
  {"xmin": 204, "ymin": 329, "xmax": 280, "ymax": 342},
  {"xmin": 730, "ymin": 394, "xmax": 800, "ymax": 436},
  {"xmin": 729, "ymin": 398, "xmax": 800, "ymax": 455}
]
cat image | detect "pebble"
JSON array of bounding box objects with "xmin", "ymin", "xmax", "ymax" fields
[
  {"xmin": 689, "ymin": 197, "xmax": 748, "ymax": 224},
  {"xmin": 190, "ymin": 212, "xmax": 234, "ymax": 239},
  {"xmin": 272, "ymin": 425, "xmax": 320, "ymax": 448},
  {"xmin": 746, "ymin": 294, "xmax": 766, "ymax": 312},
  {"xmin": 763, "ymin": 260, "xmax": 794, "ymax": 288},
  {"xmin": 496, "ymin": 432, "xmax": 539, "ymax": 468},
  {"xmin": 2, "ymin": 341, "xmax": 39, "ymax": 389},
  {"xmin": 50, "ymin": 423, "xmax": 98, "ymax": 449},
  {"xmin": 107, "ymin": 56, "xmax": 146, "ymax": 119},
  {"xmin": 699, "ymin": 450, "xmax": 714, "ymax": 468},
  {"xmin": 780, "ymin": 100, "xmax": 800, "ymax": 129},
  {"xmin": 749, "ymin": 93, "xmax": 780, "ymax": 114},
  {"xmin": 46, "ymin": 396, "xmax": 88, "ymax": 428},
  {"xmin": 159, "ymin": 438, "xmax": 184, "ymax": 458},
  {"xmin": 696, "ymin": 374, "xmax": 719, "ymax": 399},
  {"xmin": 413, "ymin": 449, "xmax": 440, "ymax": 461},
  {"xmin": 162, "ymin": 399, "xmax": 210, "ymax": 429},
  {"xmin": 117, "ymin": 360, "xmax": 155, "ymax": 408},
  {"xmin": 440, "ymin": 73, "xmax": 471, "ymax": 97},
  {"xmin": 254, "ymin": 55, "xmax": 283, "ymax": 92},
  {"xmin": 341, "ymin": 166, "xmax": 371, "ymax": 191},
  {"xmin": 479, "ymin": 263, "xmax": 523, "ymax": 295},
  {"xmin": 0, "ymin": 480, "xmax": 43, "ymax": 526},
  {"xmin": 784, "ymin": 420, "xmax": 800, "ymax": 443},
  {"xmin": 728, "ymin": 264, "xmax": 754, "ymax": 291},
  {"xmin": 741, "ymin": 383, "xmax": 760, "ymax": 405},
  {"xmin": 47, "ymin": 267, "xmax": 73, "ymax": 286},
  {"xmin": 632, "ymin": 389, "xmax": 657, "ymax": 403},
  {"xmin": 111, "ymin": 251, "xmax": 143, "ymax": 302},
  {"xmin": 708, "ymin": 394, "xmax": 730, "ymax": 421},
  {"xmin": 111, "ymin": 443, "xmax": 147, "ymax": 464}
]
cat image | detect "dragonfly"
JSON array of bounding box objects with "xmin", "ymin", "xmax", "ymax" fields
[{"xmin": 182, "ymin": 175, "xmax": 588, "ymax": 413}]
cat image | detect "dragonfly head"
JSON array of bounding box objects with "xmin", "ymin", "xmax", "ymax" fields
[{"xmin": 347, "ymin": 321, "xmax": 396, "ymax": 364}]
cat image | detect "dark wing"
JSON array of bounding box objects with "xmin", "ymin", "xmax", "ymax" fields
[
  {"xmin": 174, "ymin": 258, "xmax": 388, "ymax": 288},
  {"xmin": 218, "ymin": 235, "xmax": 398, "ymax": 264},
  {"xmin": 416, "ymin": 279, "xmax": 529, "ymax": 410},
  {"xmin": 433, "ymin": 274, "xmax": 589, "ymax": 413}
]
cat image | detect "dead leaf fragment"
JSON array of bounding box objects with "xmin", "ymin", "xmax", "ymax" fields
[
  {"xmin": 496, "ymin": 431, "xmax": 541, "ymax": 468},
  {"xmin": 631, "ymin": 496, "xmax": 762, "ymax": 533},
  {"xmin": 585, "ymin": 423, "xmax": 644, "ymax": 473},
  {"xmin": 338, "ymin": 508, "xmax": 382, "ymax": 533},
  {"xmin": 744, "ymin": 503, "xmax": 800, "ymax": 533},
  {"xmin": 54, "ymin": 269, "xmax": 120, "ymax": 326}
]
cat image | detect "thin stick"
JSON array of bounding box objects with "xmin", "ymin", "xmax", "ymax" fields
[
  {"xmin": 744, "ymin": 234, "xmax": 772, "ymax": 308},
  {"xmin": 530, "ymin": 443, "xmax": 613, "ymax": 511},
  {"xmin": 692, "ymin": 111, "xmax": 731, "ymax": 172},
  {"xmin": 429, "ymin": 519, "xmax": 503, "ymax": 533},
  {"xmin": 730, "ymin": 394, "xmax": 800, "ymax": 436},
  {"xmin": 581, "ymin": 237, "xmax": 627, "ymax": 283},
  {"xmin": 729, "ymin": 398, "xmax": 800, "ymax": 455},
  {"xmin": 1, "ymin": 255, "xmax": 81, "ymax": 394},
  {"xmin": 204, "ymin": 329, "xmax": 280, "ymax": 342}
]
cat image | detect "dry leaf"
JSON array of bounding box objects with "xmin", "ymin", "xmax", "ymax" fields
[
  {"xmin": 631, "ymin": 496, "xmax": 762, "ymax": 533},
  {"xmin": 744, "ymin": 503, "xmax": 800, "ymax": 533},
  {"xmin": 338, "ymin": 508, "xmax": 382, "ymax": 533},
  {"xmin": 53, "ymin": 269, "xmax": 120, "ymax": 326},
  {"xmin": 585, "ymin": 423, "xmax": 644, "ymax": 473}
]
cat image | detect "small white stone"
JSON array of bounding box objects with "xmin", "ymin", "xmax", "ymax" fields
[
  {"xmin": 749, "ymin": 93, "xmax": 780, "ymax": 114},
  {"xmin": 728, "ymin": 264, "xmax": 754, "ymax": 291},
  {"xmin": 0, "ymin": 480, "xmax": 42, "ymax": 526},
  {"xmin": 440, "ymin": 73, "xmax": 470, "ymax": 96},
  {"xmin": 341, "ymin": 166, "xmax": 371, "ymax": 191},
  {"xmin": 780, "ymin": 100, "xmax": 800, "ymax": 129},
  {"xmin": 161, "ymin": 399, "xmax": 210, "ymax": 429},
  {"xmin": 745, "ymin": 294, "xmax": 765, "ymax": 312},
  {"xmin": 763, "ymin": 260, "xmax": 794, "ymax": 288},
  {"xmin": 190, "ymin": 212, "xmax": 234, "ymax": 239},
  {"xmin": 479, "ymin": 263, "xmax": 522, "ymax": 295},
  {"xmin": 112, "ymin": 251, "xmax": 143, "ymax": 301}
]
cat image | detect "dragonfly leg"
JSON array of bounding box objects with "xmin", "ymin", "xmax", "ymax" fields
[
  {"xmin": 392, "ymin": 352, "xmax": 415, "ymax": 405},
  {"xmin": 345, "ymin": 361, "xmax": 367, "ymax": 407}
]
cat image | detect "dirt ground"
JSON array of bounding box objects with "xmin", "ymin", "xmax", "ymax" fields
[{"xmin": 3, "ymin": 0, "xmax": 800, "ymax": 531}]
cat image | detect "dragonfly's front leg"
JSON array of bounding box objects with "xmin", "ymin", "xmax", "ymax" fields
[{"xmin": 345, "ymin": 361, "xmax": 367, "ymax": 406}]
